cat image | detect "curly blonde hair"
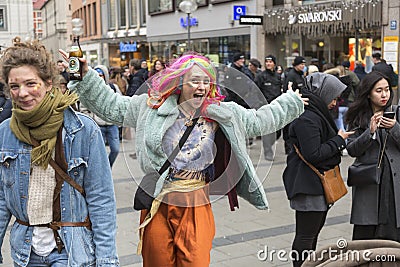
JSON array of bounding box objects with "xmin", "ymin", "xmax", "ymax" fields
[{"xmin": 0, "ymin": 38, "xmax": 57, "ymax": 95}]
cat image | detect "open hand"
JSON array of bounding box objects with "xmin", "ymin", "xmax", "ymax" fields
[
  {"xmin": 338, "ymin": 129, "xmax": 355, "ymax": 139},
  {"xmin": 287, "ymin": 82, "xmax": 309, "ymax": 106},
  {"xmin": 58, "ymin": 49, "xmax": 89, "ymax": 78}
]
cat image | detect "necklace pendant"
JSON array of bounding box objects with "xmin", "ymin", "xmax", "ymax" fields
[{"xmin": 185, "ymin": 119, "xmax": 193, "ymax": 127}]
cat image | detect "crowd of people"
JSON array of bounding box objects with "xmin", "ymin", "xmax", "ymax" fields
[{"xmin": 0, "ymin": 36, "xmax": 399, "ymax": 267}]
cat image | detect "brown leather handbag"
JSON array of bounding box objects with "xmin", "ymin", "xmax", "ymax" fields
[{"xmin": 294, "ymin": 145, "xmax": 347, "ymax": 205}]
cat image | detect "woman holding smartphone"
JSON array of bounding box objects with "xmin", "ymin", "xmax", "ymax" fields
[{"xmin": 345, "ymin": 71, "xmax": 400, "ymax": 241}]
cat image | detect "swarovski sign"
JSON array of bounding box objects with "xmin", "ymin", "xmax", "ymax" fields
[{"xmin": 288, "ymin": 9, "xmax": 342, "ymax": 25}]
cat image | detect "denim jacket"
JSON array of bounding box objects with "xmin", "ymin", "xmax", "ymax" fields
[{"xmin": 0, "ymin": 108, "xmax": 119, "ymax": 266}]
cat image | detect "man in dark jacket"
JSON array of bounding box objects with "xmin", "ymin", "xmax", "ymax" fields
[
  {"xmin": 255, "ymin": 55, "xmax": 282, "ymax": 160},
  {"xmin": 224, "ymin": 52, "xmax": 258, "ymax": 146},
  {"xmin": 372, "ymin": 52, "xmax": 396, "ymax": 86},
  {"xmin": 282, "ymin": 56, "xmax": 307, "ymax": 154},
  {"xmin": 57, "ymin": 60, "xmax": 70, "ymax": 83},
  {"xmin": 224, "ymin": 52, "xmax": 253, "ymax": 108},
  {"xmin": 283, "ymin": 56, "xmax": 307, "ymax": 92},
  {"xmin": 126, "ymin": 58, "xmax": 145, "ymax": 96}
]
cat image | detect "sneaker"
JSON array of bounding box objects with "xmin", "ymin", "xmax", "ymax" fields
[
  {"xmin": 342, "ymin": 149, "xmax": 348, "ymax": 156},
  {"xmin": 129, "ymin": 153, "xmax": 137, "ymax": 159}
]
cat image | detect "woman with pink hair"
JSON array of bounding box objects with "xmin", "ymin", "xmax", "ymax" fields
[{"xmin": 60, "ymin": 50, "xmax": 307, "ymax": 266}]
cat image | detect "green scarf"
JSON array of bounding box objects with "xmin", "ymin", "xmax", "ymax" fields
[{"xmin": 10, "ymin": 88, "xmax": 79, "ymax": 169}]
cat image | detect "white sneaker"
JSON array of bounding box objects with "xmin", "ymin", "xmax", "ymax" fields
[{"xmin": 342, "ymin": 149, "xmax": 348, "ymax": 156}]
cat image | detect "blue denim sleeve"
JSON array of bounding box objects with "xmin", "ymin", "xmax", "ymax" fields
[
  {"xmin": 83, "ymin": 126, "xmax": 119, "ymax": 266},
  {"xmin": 0, "ymin": 179, "xmax": 12, "ymax": 264}
]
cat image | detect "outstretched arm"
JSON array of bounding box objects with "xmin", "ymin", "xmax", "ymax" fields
[{"xmin": 59, "ymin": 49, "xmax": 138, "ymax": 126}]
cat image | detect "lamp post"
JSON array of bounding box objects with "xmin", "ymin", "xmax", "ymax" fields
[{"xmin": 179, "ymin": 0, "xmax": 198, "ymax": 51}]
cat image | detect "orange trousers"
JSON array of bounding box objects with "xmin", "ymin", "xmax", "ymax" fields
[{"xmin": 140, "ymin": 192, "xmax": 215, "ymax": 267}]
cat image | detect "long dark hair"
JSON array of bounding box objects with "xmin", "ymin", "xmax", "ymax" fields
[{"xmin": 345, "ymin": 71, "xmax": 393, "ymax": 129}]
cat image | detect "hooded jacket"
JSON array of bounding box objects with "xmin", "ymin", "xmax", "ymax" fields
[{"xmin": 283, "ymin": 73, "xmax": 347, "ymax": 199}]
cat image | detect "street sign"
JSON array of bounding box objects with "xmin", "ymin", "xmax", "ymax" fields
[
  {"xmin": 233, "ymin": 5, "xmax": 246, "ymax": 21},
  {"xmin": 390, "ymin": 20, "xmax": 397, "ymax": 30},
  {"xmin": 239, "ymin": 15, "xmax": 263, "ymax": 25}
]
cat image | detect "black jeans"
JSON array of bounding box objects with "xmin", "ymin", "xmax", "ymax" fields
[{"xmin": 292, "ymin": 210, "xmax": 328, "ymax": 267}]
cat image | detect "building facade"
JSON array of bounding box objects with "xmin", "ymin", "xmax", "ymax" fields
[
  {"xmin": 35, "ymin": 0, "xmax": 71, "ymax": 59},
  {"xmin": 146, "ymin": 0, "xmax": 262, "ymax": 65},
  {"xmin": 71, "ymin": 0, "xmax": 148, "ymax": 68},
  {"xmin": 0, "ymin": 0, "xmax": 33, "ymax": 49},
  {"xmin": 262, "ymin": 0, "xmax": 399, "ymax": 74}
]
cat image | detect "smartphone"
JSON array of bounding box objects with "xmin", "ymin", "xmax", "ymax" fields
[{"xmin": 383, "ymin": 111, "xmax": 396, "ymax": 119}]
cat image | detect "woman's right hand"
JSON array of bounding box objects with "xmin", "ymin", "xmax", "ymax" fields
[
  {"xmin": 58, "ymin": 49, "xmax": 89, "ymax": 78},
  {"xmin": 370, "ymin": 111, "xmax": 382, "ymax": 134}
]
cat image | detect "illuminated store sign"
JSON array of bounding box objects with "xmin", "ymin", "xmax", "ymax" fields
[
  {"xmin": 180, "ymin": 17, "xmax": 198, "ymax": 28},
  {"xmin": 120, "ymin": 42, "xmax": 137, "ymax": 52},
  {"xmin": 288, "ymin": 9, "xmax": 342, "ymax": 24}
]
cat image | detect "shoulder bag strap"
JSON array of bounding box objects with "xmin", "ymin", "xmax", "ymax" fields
[
  {"xmin": 293, "ymin": 144, "xmax": 324, "ymax": 180},
  {"xmin": 30, "ymin": 130, "xmax": 86, "ymax": 196},
  {"xmin": 158, "ymin": 111, "xmax": 200, "ymax": 175}
]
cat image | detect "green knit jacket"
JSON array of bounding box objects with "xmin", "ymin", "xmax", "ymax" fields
[{"xmin": 70, "ymin": 69, "xmax": 304, "ymax": 210}]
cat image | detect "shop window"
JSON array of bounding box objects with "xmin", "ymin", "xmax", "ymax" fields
[{"xmin": 149, "ymin": 0, "xmax": 173, "ymax": 14}]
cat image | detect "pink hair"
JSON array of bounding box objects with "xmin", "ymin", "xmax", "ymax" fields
[{"xmin": 147, "ymin": 53, "xmax": 225, "ymax": 115}]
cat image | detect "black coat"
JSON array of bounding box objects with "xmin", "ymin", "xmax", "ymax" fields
[
  {"xmin": 372, "ymin": 62, "xmax": 396, "ymax": 86},
  {"xmin": 126, "ymin": 71, "xmax": 145, "ymax": 96},
  {"xmin": 283, "ymin": 105, "xmax": 345, "ymax": 199},
  {"xmin": 283, "ymin": 67, "xmax": 306, "ymax": 92},
  {"xmin": 0, "ymin": 96, "xmax": 12, "ymax": 124},
  {"xmin": 254, "ymin": 69, "xmax": 282, "ymax": 103}
]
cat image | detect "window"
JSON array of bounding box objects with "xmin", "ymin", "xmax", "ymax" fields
[
  {"xmin": 119, "ymin": 0, "xmax": 126, "ymax": 27},
  {"xmin": 140, "ymin": 0, "xmax": 146, "ymax": 25},
  {"xmin": 109, "ymin": 0, "xmax": 116, "ymax": 30},
  {"xmin": 93, "ymin": 3, "xmax": 97, "ymax": 35},
  {"xmin": 210, "ymin": 0, "xmax": 231, "ymax": 3},
  {"xmin": 175, "ymin": 0, "xmax": 206, "ymax": 8},
  {"xmin": 273, "ymin": 0, "xmax": 284, "ymax": 5},
  {"xmin": 0, "ymin": 6, "xmax": 6, "ymax": 30},
  {"xmin": 129, "ymin": 0, "xmax": 138, "ymax": 27},
  {"xmin": 88, "ymin": 4, "xmax": 92, "ymax": 35},
  {"xmin": 149, "ymin": 0, "xmax": 173, "ymax": 14}
]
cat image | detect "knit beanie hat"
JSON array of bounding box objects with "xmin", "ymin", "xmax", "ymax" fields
[
  {"xmin": 265, "ymin": 55, "xmax": 276, "ymax": 65},
  {"xmin": 233, "ymin": 52, "xmax": 245, "ymax": 62},
  {"xmin": 293, "ymin": 56, "xmax": 306, "ymax": 66}
]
